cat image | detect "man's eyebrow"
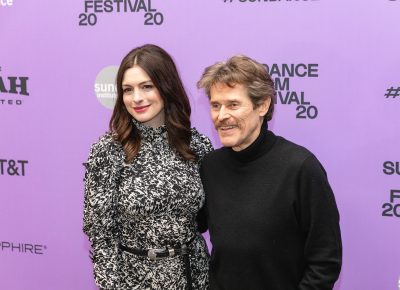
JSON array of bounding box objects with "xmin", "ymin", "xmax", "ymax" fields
[
  {"xmin": 211, "ymin": 98, "xmax": 240, "ymax": 103},
  {"xmin": 226, "ymin": 99, "xmax": 240, "ymax": 103}
]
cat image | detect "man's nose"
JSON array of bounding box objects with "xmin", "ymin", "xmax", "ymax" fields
[{"xmin": 217, "ymin": 106, "xmax": 230, "ymax": 121}]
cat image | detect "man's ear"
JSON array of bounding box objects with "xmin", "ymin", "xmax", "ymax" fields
[{"xmin": 258, "ymin": 98, "xmax": 271, "ymax": 117}]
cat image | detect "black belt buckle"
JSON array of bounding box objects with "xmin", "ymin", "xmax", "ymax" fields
[{"xmin": 147, "ymin": 248, "xmax": 165, "ymax": 261}]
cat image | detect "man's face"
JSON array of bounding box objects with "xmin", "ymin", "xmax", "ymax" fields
[{"xmin": 209, "ymin": 83, "xmax": 269, "ymax": 151}]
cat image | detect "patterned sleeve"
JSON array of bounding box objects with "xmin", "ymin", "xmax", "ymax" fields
[
  {"xmin": 190, "ymin": 128, "xmax": 214, "ymax": 163},
  {"xmin": 191, "ymin": 129, "xmax": 213, "ymax": 233},
  {"xmin": 83, "ymin": 134, "xmax": 123, "ymax": 289}
]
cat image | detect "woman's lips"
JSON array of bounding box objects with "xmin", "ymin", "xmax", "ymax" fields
[{"xmin": 133, "ymin": 105, "xmax": 150, "ymax": 113}]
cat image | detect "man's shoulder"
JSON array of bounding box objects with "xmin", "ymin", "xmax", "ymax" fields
[
  {"xmin": 273, "ymin": 135, "xmax": 316, "ymax": 166},
  {"xmin": 201, "ymin": 134, "xmax": 318, "ymax": 168}
]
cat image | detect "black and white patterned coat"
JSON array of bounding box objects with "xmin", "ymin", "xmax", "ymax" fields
[{"xmin": 83, "ymin": 120, "xmax": 213, "ymax": 289}]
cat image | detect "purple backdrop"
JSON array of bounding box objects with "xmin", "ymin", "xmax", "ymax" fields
[{"xmin": 1, "ymin": 0, "xmax": 399, "ymax": 289}]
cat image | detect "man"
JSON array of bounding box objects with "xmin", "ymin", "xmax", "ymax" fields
[{"xmin": 197, "ymin": 55, "xmax": 342, "ymax": 290}]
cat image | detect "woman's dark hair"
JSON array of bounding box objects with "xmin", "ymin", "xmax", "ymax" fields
[{"xmin": 109, "ymin": 44, "xmax": 196, "ymax": 163}]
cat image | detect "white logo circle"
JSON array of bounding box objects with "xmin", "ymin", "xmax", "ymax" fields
[{"xmin": 94, "ymin": 65, "xmax": 119, "ymax": 109}]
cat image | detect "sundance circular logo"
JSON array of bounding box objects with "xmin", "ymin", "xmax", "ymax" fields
[{"xmin": 94, "ymin": 65, "xmax": 119, "ymax": 109}]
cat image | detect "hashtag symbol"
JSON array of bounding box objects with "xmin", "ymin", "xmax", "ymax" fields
[
  {"xmin": 385, "ymin": 87, "xmax": 400, "ymax": 98},
  {"xmin": 223, "ymin": 0, "xmax": 233, "ymax": 2}
]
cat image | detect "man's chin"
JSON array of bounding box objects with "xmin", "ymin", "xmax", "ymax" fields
[{"xmin": 219, "ymin": 137, "xmax": 237, "ymax": 148}]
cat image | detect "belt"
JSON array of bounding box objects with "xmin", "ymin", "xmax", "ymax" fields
[
  {"xmin": 119, "ymin": 243, "xmax": 188, "ymax": 260},
  {"xmin": 119, "ymin": 236, "xmax": 195, "ymax": 290}
]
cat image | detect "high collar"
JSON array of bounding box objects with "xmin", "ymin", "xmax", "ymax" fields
[
  {"xmin": 132, "ymin": 118, "xmax": 168, "ymax": 142},
  {"xmin": 225, "ymin": 120, "xmax": 277, "ymax": 163}
]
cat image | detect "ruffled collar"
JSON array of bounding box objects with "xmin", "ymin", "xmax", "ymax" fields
[{"xmin": 132, "ymin": 118, "xmax": 167, "ymax": 141}]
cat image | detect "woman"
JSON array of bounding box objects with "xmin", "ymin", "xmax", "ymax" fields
[{"xmin": 83, "ymin": 44, "xmax": 212, "ymax": 290}]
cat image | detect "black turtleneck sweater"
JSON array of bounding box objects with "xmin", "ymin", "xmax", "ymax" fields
[{"xmin": 200, "ymin": 122, "xmax": 342, "ymax": 290}]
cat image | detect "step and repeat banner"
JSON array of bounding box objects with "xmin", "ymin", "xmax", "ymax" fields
[{"xmin": 1, "ymin": 0, "xmax": 399, "ymax": 289}]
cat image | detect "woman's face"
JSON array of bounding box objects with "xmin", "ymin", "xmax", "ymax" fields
[{"xmin": 122, "ymin": 65, "xmax": 165, "ymax": 128}]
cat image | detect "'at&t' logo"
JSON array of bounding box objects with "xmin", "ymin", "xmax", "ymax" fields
[
  {"xmin": 0, "ymin": 159, "xmax": 28, "ymax": 176},
  {"xmin": 0, "ymin": 67, "xmax": 29, "ymax": 106},
  {"xmin": 0, "ymin": 0, "xmax": 13, "ymax": 6}
]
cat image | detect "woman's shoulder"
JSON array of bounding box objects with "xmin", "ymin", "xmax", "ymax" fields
[
  {"xmin": 190, "ymin": 128, "xmax": 214, "ymax": 160},
  {"xmin": 87, "ymin": 132, "xmax": 125, "ymax": 164}
]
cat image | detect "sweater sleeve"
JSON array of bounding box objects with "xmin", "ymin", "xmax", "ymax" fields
[
  {"xmin": 83, "ymin": 134, "xmax": 122, "ymax": 289},
  {"xmin": 297, "ymin": 155, "xmax": 342, "ymax": 290}
]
